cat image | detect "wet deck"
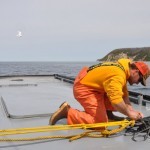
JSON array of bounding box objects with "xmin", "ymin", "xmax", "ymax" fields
[{"xmin": 0, "ymin": 75, "xmax": 150, "ymax": 150}]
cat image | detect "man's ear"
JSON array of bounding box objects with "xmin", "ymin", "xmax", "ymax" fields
[
  {"xmin": 135, "ymin": 69, "xmax": 139, "ymax": 73},
  {"xmin": 132, "ymin": 69, "xmax": 138, "ymax": 76}
]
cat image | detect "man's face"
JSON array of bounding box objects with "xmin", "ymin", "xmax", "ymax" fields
[{"xmin": 128, "ymin": 69, "xmax": 142, "ymax": 85}]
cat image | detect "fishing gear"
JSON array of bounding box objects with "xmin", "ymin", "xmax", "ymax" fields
[{"xmin": 125, "ymin": 116, "xmax": 150, "ymax": 141}]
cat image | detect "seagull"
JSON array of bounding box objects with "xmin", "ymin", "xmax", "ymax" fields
[{"xmin": 16, "ymin": 31, "xmax": 22, "ymax": 37}]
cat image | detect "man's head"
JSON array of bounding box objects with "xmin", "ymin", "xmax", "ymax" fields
[{"xmin": 128, "ymin": 61, "xmax": 150, "ymax": 86}]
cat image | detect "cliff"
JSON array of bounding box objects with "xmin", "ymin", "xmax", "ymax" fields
[{"xmin": 98, "ymin": 47, "xmax": 150, "ymax": 61}]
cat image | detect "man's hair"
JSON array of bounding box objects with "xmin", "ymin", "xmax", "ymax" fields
[{"xmin": 129, "ymin": 63, "xmax": 138, "ymax": 70}]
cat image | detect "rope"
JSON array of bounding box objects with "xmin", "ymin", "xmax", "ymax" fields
[{"xmin": 0, "ymin": 120, "xmax": 135, "ymax": 142}]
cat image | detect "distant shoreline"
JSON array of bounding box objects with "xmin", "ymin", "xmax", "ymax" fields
[{"xmin": 98, "ymin": 47, "xmax": 150, "ymax": 61}]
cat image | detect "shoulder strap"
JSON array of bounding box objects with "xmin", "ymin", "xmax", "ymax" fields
[{"xmin": 87, "ymin": 62, "xmax": 125, "ymax": 72}]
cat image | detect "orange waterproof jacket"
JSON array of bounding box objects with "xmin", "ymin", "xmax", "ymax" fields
[{"xmin": 80, "ymin": 58, "xmax": 131, "ymax": 104}]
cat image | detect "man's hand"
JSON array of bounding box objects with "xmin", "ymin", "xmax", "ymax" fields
[
  {"xmin": 112, "ymin": 101, "xmax": 144, "ymax": 120},
  {"xmin": 127, "ymin": 109, "xmax": 143, "ymax": 120}
]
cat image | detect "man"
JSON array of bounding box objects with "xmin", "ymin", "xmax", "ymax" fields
[{"xmin": 50, "ymin": 58, "xmax": 150, "ymax": 125}]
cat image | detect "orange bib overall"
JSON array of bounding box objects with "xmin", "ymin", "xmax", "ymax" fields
[{"xmin": 67, "ymin": 67, "xmax": 115, "ymax": 124}]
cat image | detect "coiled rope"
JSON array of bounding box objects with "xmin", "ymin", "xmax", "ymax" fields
[{"xmin": 0, "ymin": 120, "xmax": 135, "ymax": 142}]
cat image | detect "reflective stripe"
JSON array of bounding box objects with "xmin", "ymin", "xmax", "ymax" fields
[{"xmin": 87, "ymin": 63, "xmax": 125, "ymax": 73}]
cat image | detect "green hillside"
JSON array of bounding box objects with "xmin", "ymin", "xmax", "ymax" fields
[{"xmin": 98, "ymin": 47, "xmax": 150, "ymax": 61}]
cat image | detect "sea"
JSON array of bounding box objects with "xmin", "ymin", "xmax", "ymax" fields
[{"xmin": 0, "ymin": 61, "xmax": 150, "ymax": 95}]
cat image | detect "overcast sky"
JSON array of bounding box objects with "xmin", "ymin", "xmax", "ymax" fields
[{"xmin": 0, "ymin": 0, "xmax": 150, "ymax": 61}]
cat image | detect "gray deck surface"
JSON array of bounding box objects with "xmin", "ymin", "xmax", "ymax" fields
[{"xmin": 0, "ymin": 76, "xmax": 150, "ymax": 150}]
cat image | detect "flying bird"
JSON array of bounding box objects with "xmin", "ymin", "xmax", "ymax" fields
[{"xmin": 16, "ymin": 31, "xmax": 22, "ymax": 37}]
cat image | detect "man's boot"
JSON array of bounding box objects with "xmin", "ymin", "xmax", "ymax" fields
[{"xmin": 49, "ymin": 102, "xmax": 70, "ymax": 125}]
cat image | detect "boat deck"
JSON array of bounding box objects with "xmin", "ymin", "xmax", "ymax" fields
[{"xmin": 0, "ymin": 75, "xmax": 150, "ymax": 150}]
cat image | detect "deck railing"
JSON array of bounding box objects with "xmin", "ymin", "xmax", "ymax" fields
[{"xmin": 54, "ymin": 74, "xmax": 150, "ymax": 107}]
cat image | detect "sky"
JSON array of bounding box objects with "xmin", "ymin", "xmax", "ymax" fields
[{"xmin": 0, "ymin": 0, "xmax": 150, "ymax": 62}]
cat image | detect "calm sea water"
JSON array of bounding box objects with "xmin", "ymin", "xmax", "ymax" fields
[
  {"xmin": 0, "ymin": 61, "xmax": 150, "ymax": 95},
  {"xmin": 0, "ymin": 61, "xmax": 96, "ymax": 77}
]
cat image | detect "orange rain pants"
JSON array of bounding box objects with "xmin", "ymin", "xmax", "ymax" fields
[{"xmin": 67, "ymin": 67, "xmax": 116, "ymax": 125}]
